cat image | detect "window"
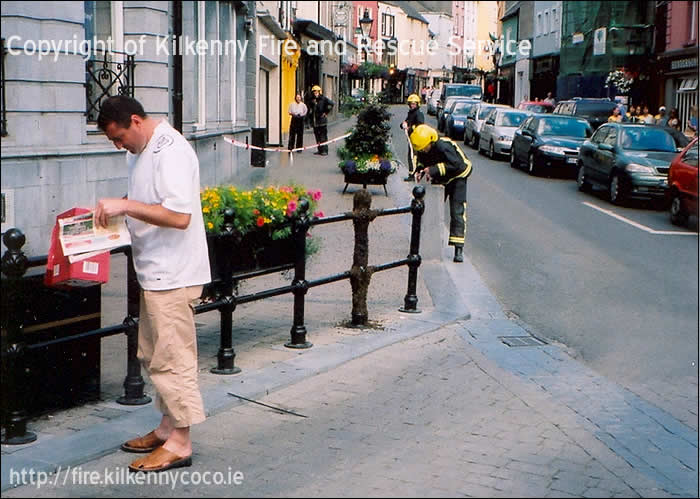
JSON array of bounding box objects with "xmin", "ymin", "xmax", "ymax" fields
[
  {"xmin": 544, "ymin": 10, "xmax": 550, "ymax": 35},
  {"xmin": 381, "ymin": 13, "xmax": 394, "ymax": 37},
  {"xmin": 603, "ymin": 127, "xmax": 617, "ymax": 147},
  {"xmin": 551, "ymin": 8, "xmax": 558, "ymax": 33},
  {"xmin": 536, "ymin": 13, "xmax": 542, "ymax": 36},
  {"xmin": 591, "ymin": 126, "xmax": 608, "ymax": 144}
]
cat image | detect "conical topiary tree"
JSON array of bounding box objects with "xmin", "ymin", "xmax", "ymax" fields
[{"xmin": 341, "ymin": 99, "xmax": 392, "ymax": 159}]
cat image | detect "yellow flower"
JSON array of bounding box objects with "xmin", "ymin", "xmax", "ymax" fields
[{"xmin": 207, "ymin": 222, "xmax": 213, "ymax": 229}]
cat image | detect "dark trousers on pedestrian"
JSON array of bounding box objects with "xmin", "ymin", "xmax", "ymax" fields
[
  {"xmin": 313, "ymin": 125, "xmax": 328, "ymax": 154},
  {"xmin": 288, "ymin": 116, "xmax": 304, "ymax": 151},
  {"xmin": 445, "ymin": 177, "xmax": 467, "ymax": 247}
]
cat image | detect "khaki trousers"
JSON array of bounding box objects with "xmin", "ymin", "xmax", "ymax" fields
[{"xmin": 138, "ymin": 285, "xmax": 205, "ymax": 428}]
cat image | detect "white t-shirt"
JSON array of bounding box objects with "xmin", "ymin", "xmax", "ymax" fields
[{"xmin": 126, "ymin": 120, "xmax": 211, "ymax": 290}]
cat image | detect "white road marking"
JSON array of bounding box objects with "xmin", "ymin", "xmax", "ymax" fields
[{"xmin": 582, "ymin": 202, "xmax": 698, "ymax": 236}]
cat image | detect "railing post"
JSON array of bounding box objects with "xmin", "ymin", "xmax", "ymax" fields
[
  {"xmin": 117, "ymin": 247, "xmax": 151, "ymax": 405},
  {"xmin": 286, "ymin": 200, "xmax": 312, "ymax": 348},
  {"xmin": 350, "ymin": 189, "xmax": 378, "ymax": 326},
  {"xmin": 212, "ymin": 208, "xmax": 241, "ymax": 374},
  {"xmin": 400, "ymin": 185, "xmax": 425, "ymax": 313},
  {"xmin": 1, "ymin": 229, "xmax": 37, "ymax": 444}
]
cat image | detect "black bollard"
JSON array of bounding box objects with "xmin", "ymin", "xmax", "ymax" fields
[
  {"xmin": 1, "ymin": 229, "xmax": 37, "ymax": 444},
  {"xmin": 286, "ymin": 199, "xmax": 312, "ymax": 349},
  {"xmin": 400, "ymin": 185, "xmax": 425, "ymax": 313},
  {"xmin": 117, "ymin": 248, "xmax": 151, "ymax": 405},
  {"xmin": 212, "ymin": 208, "xmax": 241, "ymax": 374}
]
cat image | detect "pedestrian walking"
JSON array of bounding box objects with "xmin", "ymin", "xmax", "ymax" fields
[
  {"xmin": 655, "ymin": 106, "xmax": 668, "ymax": 127},
  {"xmin": 608, "ymin": 106, "xmax": 623, "ymax": 122},
  {"xmin": 401, "ymin": 94, "xmax": 425, "ymax": 181},
  {"xmin": 667, "ymin": 108, "xmax": 681, "ymax": 130},
  {"xmin": 308, "ymin": 85, "xmax": 334, "ymax": 155},
  {"xmin": 288, "ymin": 92, "xmax": 308, "ymax": 152},
  {"xmin": 95, "ymin": 95, "xmax": 211, "ymax": 473},
  {"xmin": 686, "ymin": 105, "xmax": 698, "ymax": 137},
  {"xmin": 410, "ymin": 124, "xmax": 473, "ymax": 263},
  {"xmin": 543, "ymin": 92, "xmax": 556, "ymax": 106}
]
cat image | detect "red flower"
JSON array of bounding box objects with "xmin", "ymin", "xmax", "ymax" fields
[{"xmin": 256, "ymin": 216, "xmax": 265, "ymax": 227}]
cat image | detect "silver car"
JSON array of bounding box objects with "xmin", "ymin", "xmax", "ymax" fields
[
  {"xmin": 464, "ymin": 103, "xmax": 507, "ymax": 148},
  {"xmin": 478, "ymin": 108, "xmax": 531, "ymax": 159},
  {"xmin": 426, "ymin": 89, "xmax": 440, "ymax": 115}
]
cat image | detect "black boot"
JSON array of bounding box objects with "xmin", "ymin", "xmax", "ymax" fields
[
  {"xmin": 403, "ymin": 174, "xmax": 415, "ymax": 182},
  {"xmin": 453, "ymin": 246, "xmax": 463, "ymax": 263}
]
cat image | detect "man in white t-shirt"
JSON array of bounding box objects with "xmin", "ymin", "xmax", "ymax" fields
[{"xmin": 95, "ymin": 96, "xmax": 210, "ymax": 473}]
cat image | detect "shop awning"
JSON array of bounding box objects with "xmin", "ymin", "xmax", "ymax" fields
[{"xmin": 678, "ymin": 78, "xmax": 698, "ymax": 92}]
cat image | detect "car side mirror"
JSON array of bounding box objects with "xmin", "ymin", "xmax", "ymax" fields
[
  {"xmin": 599, "ymin": 143, "xmax": 614, "ymax": 152},
  {"xmin": 467, "ymin": 116, "xmax": 474, "ymax": 120}
]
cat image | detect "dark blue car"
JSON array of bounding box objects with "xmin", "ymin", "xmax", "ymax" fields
[
  {"xmin": 510, "ymin": 114, "xmax": 592, "ymax": 176},
  {"xmin": 445, "ymin": 101, "xmax": 479, "ymax": 140},
  {"xmin": 576, "ymin": 123, "xmax": 690, "ymax": 205}
]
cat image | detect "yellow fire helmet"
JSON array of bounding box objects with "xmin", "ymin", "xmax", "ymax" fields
[
  {"xmin": 311, "ymin": 85, "xmax": 322, "ymax": 92},
  {"xmin": 410, "ymin": 124, "xmax": 438, "ymax": 152},
  {"xmin": 407, "ymin": 94, "xmax": 421, "ymax": 104}
]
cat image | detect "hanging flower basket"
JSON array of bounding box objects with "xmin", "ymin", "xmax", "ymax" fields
[
  {"xmin": 605, "ymin": 70, "xmax": 634, "ymax": 95},
  {"xmin": 339, "ymin": 157, "xmax": 397, "ymax": 195}
]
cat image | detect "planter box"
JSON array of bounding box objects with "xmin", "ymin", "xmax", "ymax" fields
[
  {"xmin": 206, "ymin": 232, "xmax": 295, "ymax": 292},
  {"xmin": 342, "ymin": 171, "xmax": 390, "ymax": 196}
]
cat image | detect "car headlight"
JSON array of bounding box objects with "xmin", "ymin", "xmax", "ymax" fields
[
  {"xmin": 625, "ymin": 163, "xmax": 655, "ymax": 174},
  {"xmin": 539, "ymin": 145, "xmax": 567, "ymax": 155},
  {"xmin": 498, "ymin": 135, "xmax": 512, "ymax": 142},
  {"xmin": 454, "ymin": 120, "xmax": 464, "ymax": 126}
]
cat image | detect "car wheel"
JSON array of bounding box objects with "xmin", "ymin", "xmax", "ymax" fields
[
  {"xmin": 577, "ymin": 164, "xmax": 592, "ymax": 192},
  {"xmin": 471, "ymin": 133, "xmax": 478, "ymax": 149},
  {"xmin": 510, "ymin": 149, "xmax": 518, "ymax": 168},
  {"xmin": 609, "ymin": 173, "xmax": 627, "ymax": 205},
  {"xmin": 464, "ymin": 131, "xmax": 469, "ymax": 145},
  {"xmin": 489, "ymin": 141, "xmax": 496, "ymax": 159},
  {"xmin": 669, "ymin": 190, "xmax": 688, "ymax": 226},
  {"xmin": 528, "ymin": 152, "xmax": 538, "ymax": 176}
]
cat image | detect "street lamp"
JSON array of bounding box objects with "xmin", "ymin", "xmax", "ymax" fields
[{"xmin": 359, "ymin": 9, "xmax": 373, "ymax": 94}]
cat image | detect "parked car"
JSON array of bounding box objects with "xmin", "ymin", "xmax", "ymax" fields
[
  {"xmin": 464, "ymin": 103, "xmax": 507, "ymax": 148},
  {"xmin": 478, "ymin": 108, "xmax": 530, "ymax": 159},
  {"xmin": 553, "ymin": 98, "xmax": 618, "ymax": 131},
  {"xmin": 445, "ymin": 100, "xmax": 479, "ymax": 139},
  {"xmin": 510, "ymin": 114, "xmax": 593, "ymax": 176},
  {"xmin": 517, "ymin": 100, "xmax": 554, "ymax": 113},
  {"xmin": 668, "ymin": 137, "xmax": 699, "ymax": 226},
  {"xmin": 577, "ymin": 123, "xmax": 691, "ymax": 205},
  {"xmin": 426, "ymin": 88, "xmax": 441, "ymax": 115},
  {"xmin": 438, "ymin": 96, "xmax": 477, "ymax": 132},
  {"xmin": 437, "ymin": 83, "xmax": 482, "ymax": 127}
]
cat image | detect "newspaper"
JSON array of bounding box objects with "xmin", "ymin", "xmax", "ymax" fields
[{"xmin": 59, "ymin": 211, "xmax": 131, "ymax": 260}]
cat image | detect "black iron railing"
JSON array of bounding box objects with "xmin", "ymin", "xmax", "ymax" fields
[
  {"xmin": 85, "ymin": 50, "xmax": 135, "ymax": 122},
  {"xmin": 1, "ymin": 186, "xmax": 426, "ymax": 444}
]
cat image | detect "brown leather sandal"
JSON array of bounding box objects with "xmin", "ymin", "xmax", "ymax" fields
[
  {"xmin": 128, "ymin": 447, "xmax": 192, "ymax": 473},
  {"xmin": 121, "ymin": 431, "xmax": 167, "ymax": 453}
]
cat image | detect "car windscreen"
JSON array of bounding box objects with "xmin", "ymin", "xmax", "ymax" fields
[
  {"xmin": 523, "ymin": 104, "xmax": 552, "ymax": 113},
  {"xmin": 447, "ymin": 86, "xmax": 482, "ymax": 98},
  {"xmin": 453, "ymin": 102, "xmax": 475, "ymax": 114},
  {"xmin": 620, "ymin": 128, "xmax": 677, "ymax": 152},
  {"xmin": 538, "ymin": 117, "xmax": 591, "ymax": 137},
  {"xmin": 497, "ymin": 112, "xmax": 528, "ymax": 127},
  {"xmin": 478, "ymin": 106, "xmax": 495, "ymax": 119},
  {"xmin": 577, "ymin": 102, "xmax": 617, "ymax": 118}
]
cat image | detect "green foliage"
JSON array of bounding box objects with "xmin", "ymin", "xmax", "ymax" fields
[{"xmin": 342, "ymin": 100, "xmax": 393, "ymax": 158}]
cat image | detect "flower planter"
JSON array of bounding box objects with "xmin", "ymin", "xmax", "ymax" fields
[
  {"xmin": 342, "ymin": 170, "xmax": 391, "ymax": 196},
  {"xmin": 206, "ymin": 231, "xmax": 295, "ymax": 284}
]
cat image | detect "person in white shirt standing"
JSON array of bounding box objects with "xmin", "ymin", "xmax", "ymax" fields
[
  {"xmin": 288, "ymin": 92, "xmax": 308, "ymax": 152},
  {"xmin": 94, "ymin": 95, "xmax": 211, "ymax": 473}
]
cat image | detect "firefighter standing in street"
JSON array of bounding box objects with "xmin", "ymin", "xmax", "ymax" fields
[
  {"xmin": 401, "ymin": 94, "xmax": 425, "ymax": 181},
  {"xmin": 308, "ymin": 85, "xmax": 334, "ymax": 155},
  {"xmin": 410, "ymin": 124, "xmax": 472, "ymax": 263}
]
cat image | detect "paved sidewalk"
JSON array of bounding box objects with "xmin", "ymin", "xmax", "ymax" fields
[{"xmin": 1, "ymin": 111, "xmax": 697, "ymax": 497}]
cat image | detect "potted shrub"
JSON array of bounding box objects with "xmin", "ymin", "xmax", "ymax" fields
[{"xmin": 338, "ymin": 99, "xmax": 398, "ymax": 195}]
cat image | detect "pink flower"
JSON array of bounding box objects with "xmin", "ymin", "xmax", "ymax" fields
[
  {"xmin": 314, "ymin": 211, "xmax": 324, "ymax": 218},
  {"xmin": 312, "ymin": 190, "xmax": 322, "ymax": 201},
  {"xmin": 287, "ymin": 200, "xmax": 297, "ymax": 214}
]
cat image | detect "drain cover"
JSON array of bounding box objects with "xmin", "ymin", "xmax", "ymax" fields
[{"xmin": 499, "ymin": 336, "xmax": 546, "ymax": 347}]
